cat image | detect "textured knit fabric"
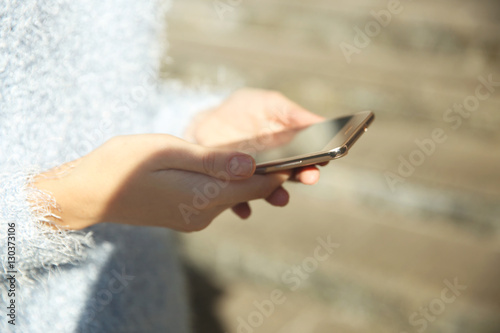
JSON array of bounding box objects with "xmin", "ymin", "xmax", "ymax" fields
[{"xmin": 0, "ymin": 0, "xmax": 226, "ymax": 332}]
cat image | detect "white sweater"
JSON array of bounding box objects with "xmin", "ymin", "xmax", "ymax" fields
[{"xmin": 0, "ymin": 0, "xmax": 224, "ymax": 331}]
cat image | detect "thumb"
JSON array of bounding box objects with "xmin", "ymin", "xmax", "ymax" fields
[{"xmin": 163, "ymin": 141, "xmax": 256, "ymax": 180}]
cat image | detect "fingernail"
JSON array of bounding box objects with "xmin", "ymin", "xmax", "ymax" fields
[{"xmin": 229, "ymin": 156, "xmax": 254, "ymax": 177}]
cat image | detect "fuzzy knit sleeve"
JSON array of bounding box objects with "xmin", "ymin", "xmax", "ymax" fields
[
  {"xmin": 0, "ymin": 0, "xmax": 165, "ymax": 280},
  {"xmin": 0, "ymin": 170, "xmax": 94, "ymax": 280},
  {"xmin": 0, "ymin": 0, "xmax": 227, "ymax": 283},
  {"xmin": 152, "ymin": 80, "xmax": 233, "ymax": 138}
]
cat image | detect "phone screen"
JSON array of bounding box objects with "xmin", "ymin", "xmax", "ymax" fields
[{"xmin": 228, "ymin": 115, "xmax": 352, "ymax": 164}]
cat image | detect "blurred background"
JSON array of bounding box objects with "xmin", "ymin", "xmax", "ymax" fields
[{"xmin": 162, "ymin": 0, "xmax": 500, "ymax": 332}]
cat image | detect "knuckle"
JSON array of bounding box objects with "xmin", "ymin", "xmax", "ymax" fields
[{"xmin": 202, "ymin": 151, "xmax": 217, "ymax": 176}]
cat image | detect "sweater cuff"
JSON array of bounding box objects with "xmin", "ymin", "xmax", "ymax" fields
[{"xmin": 0, "ymin": 169, "xmax": 94, "ymax": 281}]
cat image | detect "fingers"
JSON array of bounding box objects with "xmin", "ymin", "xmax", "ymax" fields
[
  {"xmin": 231, "ymin": 185, "xmax": 289, "ymax": 220},
  {"xmin": 289, "ymin": 166, "xmax": 321, "ymax": 184},
  {"xmin": 266, "ymin": 93, "xmax": 325, "ymax": 128},
  {"xmin": 232, "ymin": 202, "xmax": 251, "ymax": 219},
  {"xmin": 265, "ymin": 186, "xmax": 290, "ymax": 206},
  {"xmin": 154, "ymin": 138, "xmax": 256, "ymax": 180},
  {"xmin": 218, "ymin": 171, "xmax": 291, "ymax": 205},
  {"xmin": 287, "ymin": 107, "xmax": 325, "ymax": 127},
  {"xmin": 192, "ymin": 147, "xmax": 255, "ymax": 180}
]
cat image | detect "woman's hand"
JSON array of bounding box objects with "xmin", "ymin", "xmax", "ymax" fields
[
  {"xmin": 186, "ymin": 88, "xmax": 326, "ymax": 184},
  {"xmin": 185, "ymin": 89, "xmax": 327, "ymax": 217},
  {"xmin": 34, "ymin": 134, "xmax": 290, "ymax": 232}
]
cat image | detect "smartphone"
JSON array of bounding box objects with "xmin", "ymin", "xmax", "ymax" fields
[{"xmin": 221, "ymin": 111, "xmax": 374, "ymax": 174}]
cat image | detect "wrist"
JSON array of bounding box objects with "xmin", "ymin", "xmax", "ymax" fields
[{"xmin": 32, "ymin": 166, "xmax": 98, "ymax": 230}]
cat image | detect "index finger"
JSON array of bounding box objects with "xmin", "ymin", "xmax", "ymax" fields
[{"xmin": 215, "ymin": 171, "xmax": 291, "ymax": 205}]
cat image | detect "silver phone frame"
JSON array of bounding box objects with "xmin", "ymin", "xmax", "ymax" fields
[{"xmin": 254, "ymin": 111, "xmax": 375, "ymax": 174}]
